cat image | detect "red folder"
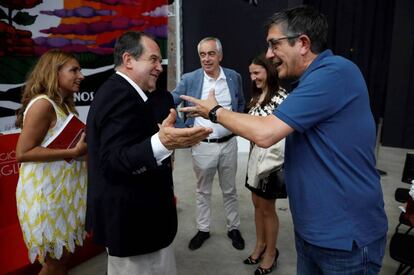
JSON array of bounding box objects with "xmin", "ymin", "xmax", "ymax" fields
[{"xmin": 43, "ymin": 114, "xmax": 85, "ymax": 162}]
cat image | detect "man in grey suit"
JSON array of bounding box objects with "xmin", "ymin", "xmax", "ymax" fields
[{"xmin": 172, "ymin": 37, "xmax": 245, "ymax": 250}]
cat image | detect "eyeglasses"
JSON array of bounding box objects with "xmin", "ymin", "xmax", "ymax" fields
[{"xmin": 267, "ymin": 35, "xmax": 300, "ymax": 51}]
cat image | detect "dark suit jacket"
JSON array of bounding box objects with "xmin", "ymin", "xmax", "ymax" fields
[{"xmin": 86, "ymin": 73, "xmax": 177, "ymax": 257}]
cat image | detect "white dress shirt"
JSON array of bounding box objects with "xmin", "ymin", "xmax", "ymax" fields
[{"xmin": 194, "ymin": 67, "xmax": 232, "ymax": 139}]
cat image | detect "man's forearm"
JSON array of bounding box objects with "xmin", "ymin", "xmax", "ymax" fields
[
  {"xmin": 179, "ymin": 92, "xmax": 294, "ymax": 147},
  {"xmin": 215, "ymin": 108, "xmax": 292, "ymax": 148}
]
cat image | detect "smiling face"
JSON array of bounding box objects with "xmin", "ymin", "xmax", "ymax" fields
[
  {"xmin": 249, "ymin": 63, "xmax": 268, "ymax": 91},
  {"xmin": 130, "ymin": 36, "xmax": 163, "ymax": 92},
  {"xmin": 198, "ymin": 40, "xmax": 222, "ymax": 79},
  {"xmin": 266, "ymin": 24, "xmax": 303, "ymax": 81},
  {"xmin": 58, "ymin": 58, "xmax": 84, "ymax": 98}
]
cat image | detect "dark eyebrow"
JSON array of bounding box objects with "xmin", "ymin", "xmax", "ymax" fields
[
  {"xmin": 199, "ymin": 51, "xmax": 217, "ymax": 55},
  {"xmin": 268, "ymin": 38, "xmax": 278, "ymax": 45},
  {"xmin": 149, "ymin": 54, "xmax": 162, "ymax": 61}
]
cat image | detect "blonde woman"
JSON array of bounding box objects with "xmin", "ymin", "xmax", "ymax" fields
[{"xmin": 15, "ymin": 49, "xmax": 87, "ymax": 275}]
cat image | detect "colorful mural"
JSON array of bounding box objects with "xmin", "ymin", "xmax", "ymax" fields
[{"xmin": 0, "ymin": 0, "xmax": 168, "ymax": 131}]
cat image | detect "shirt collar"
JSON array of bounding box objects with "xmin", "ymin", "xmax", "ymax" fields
[
  {"xmin": 291, "ymin": 49, "xmax": 333, "ymax": 89},
  {"xmin": 116, "ymin": 71, "xmax": 148, "ymax": 102},
  {"xmin": 203, "ymin": 66, "xmax": 226, "ymax": 81}
]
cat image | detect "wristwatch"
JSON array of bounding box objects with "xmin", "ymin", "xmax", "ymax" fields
[{"xmin": 208, "ymin": 105, "xmax": 223, "ymax": 123}]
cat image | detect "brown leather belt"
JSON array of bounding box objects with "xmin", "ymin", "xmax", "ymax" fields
[{"xmin": 202, "ymin": 134, "xmax": 235, "ymax": 143}]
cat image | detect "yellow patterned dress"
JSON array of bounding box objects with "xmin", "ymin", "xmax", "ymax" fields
[{"xmin": 16, "ymin": 95, "xmax": 87, "ymax": 263}]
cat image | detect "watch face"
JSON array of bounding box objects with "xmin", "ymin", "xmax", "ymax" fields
[
  {"xmin": 209, "ymin": 109, "xmax": 217, "ymax": 123},
  {"xmin": 208, "ymin": 105, "xmax": 222, "ymax": 123}
]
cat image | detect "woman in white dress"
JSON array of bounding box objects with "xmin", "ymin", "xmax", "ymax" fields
[{"xmin": 15, "ymin": 49, "xmax": 87, "ymax": 275}]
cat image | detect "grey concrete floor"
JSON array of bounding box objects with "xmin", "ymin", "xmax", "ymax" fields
[{"xmin": 69, "ymin": 145, "xmax": 412, "ymax": 275}]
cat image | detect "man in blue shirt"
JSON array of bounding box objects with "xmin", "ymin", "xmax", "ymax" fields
[{"xmin": 180, "ymin": 5, "xmax": 388, "ymax": 275}]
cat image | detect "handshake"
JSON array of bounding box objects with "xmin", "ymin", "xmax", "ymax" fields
[
  {"xmin": 159, "ymin": 90, "xmax": 221, "ymax": 150},
  {"xmin": 158, "ymin": 108, "xmax": 212, "ymax": 150}
]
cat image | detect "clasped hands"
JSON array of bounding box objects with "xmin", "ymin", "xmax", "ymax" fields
[
  {"xmin": 158, "ymin": 108, "xmax": 212, "ymax": 150},
  {"xmin": 159, "ymin": 90, "xmax": 220, "ymax": 149}
]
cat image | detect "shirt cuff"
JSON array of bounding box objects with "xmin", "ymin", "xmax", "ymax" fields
[{"xmin": 151, "ymin": 132, "xmax": 173, "ymax": 165}]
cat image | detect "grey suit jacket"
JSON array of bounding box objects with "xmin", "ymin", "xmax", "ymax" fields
[{"xmin": 172, "ymin": 67, "xmax": 245, "ymax": 127}]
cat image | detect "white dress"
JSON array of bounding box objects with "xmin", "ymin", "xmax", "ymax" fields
[{"xmin": 16, "ymin": 95, "xmax": 87, "ymax": 263}]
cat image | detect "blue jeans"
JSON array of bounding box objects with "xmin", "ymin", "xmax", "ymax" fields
[{"xmin": 295, "ymin": 232, "xmax": 386, "ymax": 275}]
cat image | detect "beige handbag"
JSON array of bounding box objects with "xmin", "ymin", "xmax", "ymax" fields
[{"xmin": 246, "ymin": 139, "xmax": 285, "ymax": 188}]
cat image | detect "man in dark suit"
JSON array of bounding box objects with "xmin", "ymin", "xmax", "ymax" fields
[
  {"xmin": 172, "ymin": 37, "xmax": 245, "ymax": 251},
  {"xmin": 86, "ymin": 31, "xmax": 212, "ymax": 275}
]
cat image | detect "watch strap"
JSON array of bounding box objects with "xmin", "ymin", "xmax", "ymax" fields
[{"xmin": 208, "ymin": 105, "xmax": 223, "ymax": 123}]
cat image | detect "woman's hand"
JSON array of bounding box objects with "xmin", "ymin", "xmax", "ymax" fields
[{"xmin": 72, "ymin": 132, "xmax": 87, "ymax": 158}]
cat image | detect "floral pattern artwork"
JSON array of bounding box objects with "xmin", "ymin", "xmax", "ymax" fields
[
  {"xmin": 0, "ymin": 0, "xmax": 167, "ymax": 131},
  {"xmin": 0, "ymin": 0, "xmax": 167, "ymax": 76}
]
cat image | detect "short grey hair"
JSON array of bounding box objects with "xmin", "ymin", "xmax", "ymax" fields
[
  {"xmin": 197, "ymin": 37, "xmax": 223, "ymax": 55},
  {"xmin": 266, "ymin": 6, "xmax": 328, "ymax": 53}
]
